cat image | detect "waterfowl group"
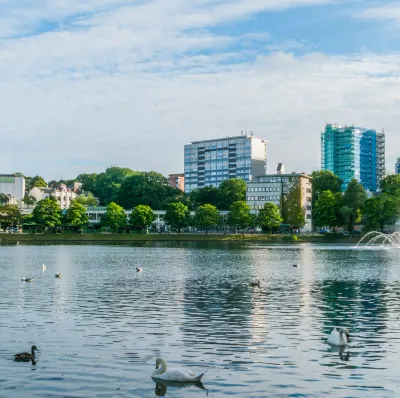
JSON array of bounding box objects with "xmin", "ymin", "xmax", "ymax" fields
[
  {"xmin": 152, "ymin": 358, "xmax": 207, "ymax": 382},
  {"xmin": 14, "ymin": 345, "xmax": 39, "ymax": 362},
  {"xmin": 327, "ymin": 327, "xmax": 350, "ymax": 347}
]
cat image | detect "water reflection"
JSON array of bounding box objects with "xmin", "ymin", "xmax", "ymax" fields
[{"xmin": 154, "ymin": 380, "xmax": 207, "ymax": 396}]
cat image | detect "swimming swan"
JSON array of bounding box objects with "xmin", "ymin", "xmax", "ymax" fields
[
  {"xmin": 327, "ymin": 327, "xmax": 350, "ymax": 347},
  {"xmin": 152, "ymin": 358, "xmax": 207, "ymax": 382},
  {"xmin": 42, "ymin": 265, "xmax": 47, "ymax": 270}
]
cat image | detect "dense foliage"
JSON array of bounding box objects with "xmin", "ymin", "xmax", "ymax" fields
[
  {"xmin": 194, "ymin": 204, "xmax": 220, "ymax": 234},
  {"xmin": 129, "ymin": 205, "xmax": 155, "ymax": 233},
  {"xmin": 257, "ymin": 203, "xmax": 282, "ymax": 233},
  {"xmin": 32, "ymin": 197, "xmax": 62, "ymax": 227}
]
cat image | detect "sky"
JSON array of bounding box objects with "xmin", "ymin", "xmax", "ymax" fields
[{"xmin": 0, "ymin": 0, "xmax": 399, "ymax": 180}]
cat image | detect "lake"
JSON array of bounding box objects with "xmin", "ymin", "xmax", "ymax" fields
[{"xmin": 0, "ymin": 243, "xmax": 399, "ymax": 397}]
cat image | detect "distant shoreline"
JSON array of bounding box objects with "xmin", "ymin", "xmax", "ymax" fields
[{"xmin": 0, "ymin": 233, "xmax": 361, "ymax": 245}]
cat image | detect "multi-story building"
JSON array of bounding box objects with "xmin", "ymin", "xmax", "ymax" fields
[
  {"xmin": 396, "ymin": 158, "xmax": 400, "ymax": 174},
  {"xmin": 29, "ymin": 184, "xmax": 77, "ymax": 209},
  {"xmin": 246, "ymin": 166, "xmax": 312, "ymax": 231},
  {"xmin": 184, "ymin": 134, "xmax": 268, "ymax": 193},
  {"xmin": 0, "ymin": 174, "xmax": 25, "ymax": 204},
  {"xmin": 321, "ymin": 124, "xmax": 385, "ymax": 192},
  {"xmin": 168, "ymin": 173, "xmax": 185, "ymax": 191}
]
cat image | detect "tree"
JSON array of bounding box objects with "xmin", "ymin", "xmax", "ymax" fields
[
  {"xmin": 217, "ymin": 179, "xmax": 246, "ymax": 210},
  {"xmin": 313, "ymin": 190, "xmax": 343, "ymax": 230},
  {"xmin": 257, "ymin": 203, "xmax": 282, "ymax": 234},
  {"xmin": 189, "ymin": 186, "xmax": 219, "ymax": 209},
  {"xmin": 381, "ymin": 174, "xmax": 400, "ymax": 197},
  {"xmin": 0, "ymin": 194, "xmax": 10, "ymax": 205},
  {"xmin": 76, "ymin": 173, "xmax": 98, "ymax": 193},
  {"xmin": 74, "ymin": 193, "xmax": 99, "ymax": 207},
  {"xmin": 363, "ymin": 195, "xmax": 399, "ymax": 232},
  {"xmin": 100, "ymin": 202, "xmax": 127, "ymax": 231},
  {"xmin": 227, "ymin": 201, "xmax": 252, "ymax": 234},
  {"xmin": 23, "ymin": 195, "xmax": 37, "ymax": 207},
  {"xmin": 32, "ymin": 197, "xmax": 62, "ymax": 227},
  {"xmin": 63, "ymin": 202, "xmax": 88, "ymax": 229},
  {"xmin": 129, "ymin": 205, "xmax": 155, "ymax": 233},
  {"xmin": 194, "ymin": 204, "xmax": 220, "ymax": 234},
  {"xmin": 342, "ymin": 179, "xmax": 367, "ymax": 232},
  {"xmin": 164, "ymin": 202, "xmax": 191, "ymax": 234},
  {"xmin": 311, "ymin": 170, "xmax": 343, "ymax": 204},
  {"xmin": 0, "ymin": 204, "xmax": 22, "ymax": 227},
  {"xmin": 26, "ymin": 175, "xmax": 47, "ymax": 191},
  {"xmin": 282, "ymin": 179, "xmax": 306, "ymax": 228}
]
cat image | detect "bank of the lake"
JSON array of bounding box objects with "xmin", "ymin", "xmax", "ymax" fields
[{"xmin": 0, "ymin": 232, "xmax": 361, "ymax": 244}]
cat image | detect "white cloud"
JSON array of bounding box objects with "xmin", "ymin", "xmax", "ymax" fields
[
  {"xmin": 0, "ymin": 0, "xmax": 398, "ymax": 179},
  {"xmin": 359, "ymin": 3, "xmax": 400, "ymax": 22}
]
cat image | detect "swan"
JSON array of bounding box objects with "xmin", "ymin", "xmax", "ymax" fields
[
  {"xmin": 136, "ymin": 267, "xmax": 142, "ymax": 272},
  {"xmin": 55, "ymin": 273, "xmax": 62, "ymax": 278},
  {"xmin": 42, "ymin": 265, "xmax": 47, "ymax": 270},
  {"xmin": 152, "ymin": 358, "xmax": 207, "ymax": 382},
  {"xmin": 327, "ymin": 327, "xmax": 350, "ymax": 347}
]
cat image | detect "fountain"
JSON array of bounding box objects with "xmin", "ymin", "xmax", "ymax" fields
[{"xmin": 356, "ymin": 231, "xmax": 400, "ymax": 248}]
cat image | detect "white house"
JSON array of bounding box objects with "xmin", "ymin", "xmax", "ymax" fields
[{"xmin": 29, "ymin": 184, "xmax": 77, "ymax": 209}]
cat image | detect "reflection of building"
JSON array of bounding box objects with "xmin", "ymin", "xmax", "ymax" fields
[
  {"xmin": 246, "ymin": 165, "xmax": 312, "ymax": 231},
  {"xmin": 321, "ymin": 124, "xmax": 385, "ymax": 192},
  {"xmin": 168, "ymin": 173, "xmax": 185, "ymax": 191},
  {"xmin": 0, "ymin": 174, "xmax": 25, "ymax": 203},
  {"xmin": 396, "ymin": 158, "xmax": 400, "ymax": 174},
  {"xmin": 29, "ymin": 184, "xmax": 77, "ymax": 209},
  {"xmin": 184, "ymin": 134, "xmax": 268, "ymax": 193}
]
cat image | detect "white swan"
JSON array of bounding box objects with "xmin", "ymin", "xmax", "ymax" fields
[
  {"xmin": 42, "ymin": 265, "xmax": 47, "ymax": 270},
  {"xmin": 152, "ymin": 358, "xmax": 206, "ymax": 382},
  {"xmin": 327, "ymin": 327, "xmax": 350, "ymax": 347}
]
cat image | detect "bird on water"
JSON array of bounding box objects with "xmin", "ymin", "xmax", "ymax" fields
[{"xmin": 14, "ymin": 345, "xmax": 39, "ymax": 362}]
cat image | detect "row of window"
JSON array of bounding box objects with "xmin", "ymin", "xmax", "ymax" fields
[
  {"xmin": 247, "ymin": 196, "xmax": 280, "ymax": 202},
  {"xmin": 247, "ymin": 186, "xmax": 280, "ymax": 192}
]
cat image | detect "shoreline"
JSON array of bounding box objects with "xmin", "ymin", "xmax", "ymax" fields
[{"xmin": 0, "ymin": 233, "xmax": 361, "ymax": 245}]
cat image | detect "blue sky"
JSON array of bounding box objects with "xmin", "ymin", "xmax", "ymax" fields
[{"xmin": 0, "ymin": 0, "xmax": 399, "ymax": 178}]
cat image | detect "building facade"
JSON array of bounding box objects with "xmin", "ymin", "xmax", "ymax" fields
[
  {"xmin": 396, "ymin": 158, "xmax": 400, "ymax": 174},
  {"xmin": 0, "ymin": 174, "xmax": 25, "ymax": 203},
  {"xmin": 168, "ymin": 173, "xmax": 185, "ymax": 191},
  {"xmin": 246, "ymin": 170, "xmax": 312, "ymax": 231},
  {"xmin": 321, "ymin": 124, "xmax": 385, "ymax": 192},
  {"xmin": 184, "ymin": 134, "xmax": 268, "ymax": 193},
  {"xmin": 29, "ymin": 184, "xmax": 77, "ymax": 209}
]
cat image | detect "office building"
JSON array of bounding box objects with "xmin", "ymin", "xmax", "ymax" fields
[
  {"xmin": 246, "ymin": 165, "xmax": 312, "ymax": 231},
  {"xmin": 321, "ymin": 124, "xmax": 385, "ymax": 192},
  {"xmin": 396, "ymin": 158, "xmax": 400, "ymax": 174},
  {"xmin": 184, "ymin": 134, "xmax": 267, "ymax": 193},
  {"xmin": 168, "ymin": 173, "xmax": 185, "ymax": 191},
  {"xmin": 0, "ymin": 174, "xmax": 25, "ymax": 204}
]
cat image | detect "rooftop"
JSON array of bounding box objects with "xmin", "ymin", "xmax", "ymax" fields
[{"xmin": 190, "ymin": 134, "xmax": 267, "ymax": 145}]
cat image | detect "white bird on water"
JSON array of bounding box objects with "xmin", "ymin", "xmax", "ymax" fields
[
  {"xmin": 327, "ymin": 327, "xmax": 350, "ymax": 347},
  {"xmin": 42, "ymin": 265, "xmax": 47, "ymax": 270},
  {"xmin": 152, "ymin": 358, "xmax": 207, "ymax": 382}
]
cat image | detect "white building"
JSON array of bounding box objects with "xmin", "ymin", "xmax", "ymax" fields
[
  {"xmin": 246, "ymin": 165, "xmax": 313, "ymax": 231},
  {"xmin": 29, "ymin": 184, "xmax": 77, "ymax": 209},
  {"xmin": 184, "ymin": 133, "xmax": 268, "ymax": 193},
  {"xmin": 0, "ymin": 174, "xmax": 25, "ymax": 203}
]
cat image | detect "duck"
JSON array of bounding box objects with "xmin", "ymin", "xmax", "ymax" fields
[
  {"xmin": 14, "ymin": 345, "xmax": 39, "ymax": 362},
  {"xmin": 327, "ymin": 327, "xmax": 350, "ymax": 347},
  {"xmin": 136, "ymin": 267, "xmax": 142, "ymax": 273},
  {"xmin": 152, "ymin": 358, "xmax": 207, "ymax": 382},
  {"xmin": 55, "ymin": 273, "xmax": 62, "ymax": 278},
  {"xmin": 42, "ymin": 265, "xmax": 47, "ymax": 270},
  {"xmin": 21, "ymin": 277, "xmax": 35, "ymax": 282},
  {"xmin": 250, "ymin": 280, "xmax": 261, "ymax": 288}
]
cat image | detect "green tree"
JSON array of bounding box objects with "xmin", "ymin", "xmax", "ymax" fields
[
  {"xmin": 0, "ymin": 204, "xmax": 22, "ymax": 227},
  {"xmin": 74, "ymin": 193, "xmax": 100, "ymax": 207},
  {"xmin": 129, "ymin": 205, "xmax": 155, "ymax": 233},
  {"xmin": 363, "ymin": 195, "xmax": 399, "ymax": 232},
  {"xmin": 32, "ymin": 197, "xmax": 62, "ymax": 227},
  {"xmin": 0, "ymin": 194, "xmax": 10, "ymax": 205},
  {"xmin": 282, "ymin": 179, "xmax": 306, "ymax": 228},
  {"xmin": 63, "ymin": 202, "xmax": 89, "ymax": 229},
  {"xmin": 257, "ymin": 203, "xmax": 282, "ymax": 234},
  {"xmin": 342, "ymin": 178, "xmax": 367, "ymax": 232},
  {"xmin": 23, "ymin": 194, "xmax": 37, "ymax": 207},
  {"xmin": 189, "ymin": 186, "xmax": 219, "ymax": 209},
  {"xmin": 217, "ymin": 179, "xmax": 246, "ymax": 210},
  {"xmin": 313, "ymin": 190, "xmax": 343, "ymax": 230},
  {"xmin": 311, "ymin": 170, "xmax": 343, "ymax": 204},
  {"xmin": 227, "ymin": 201, "xmax": 252, "ymax": 234},
  {"xmin": 76, "ymin": 173, "xmax": 98, "ymax": 193},
  {"xmin": 164, "ymin": 202, "xmax": 191, "ymax": 234},
  {"xmin": 194, "ymin": 204, "xmax": 220, "ymax": 234},
  {"xmin": 100, "ymin": 202, "xmax": 127, "ymax": 231},
  {"xmin": 380, "ymin": 174, "xmax": 400, "ymax": 197},
  {"xmin": 26, "ymin": 175, "xmax": 47, "ymax": 191}
]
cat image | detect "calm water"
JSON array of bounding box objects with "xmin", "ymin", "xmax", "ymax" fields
[{"xmin": 0, "ymin": 243, "xmax": 400, "ymax": 397}]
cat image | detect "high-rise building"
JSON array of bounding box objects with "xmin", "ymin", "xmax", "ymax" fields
[
  {"xmin": 396, "ymin": 158, "xmax": 400, "ymax": 174},
  {"xmin": 168, "ymin": 173, "xmax": 185, "ymax": 191},
  {"xmin": 321, "ymin": 124, "xmax": 385, "ymax": 192},
  {"xmin": 184, "ymin": 134, "xmax": 268, "ymax": 193},
  {"xmin": 0, "ymin": 174, "xmax": 25, "ymax": 204}
]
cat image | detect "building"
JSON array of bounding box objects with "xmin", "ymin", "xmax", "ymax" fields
[
  {"xmin": 246, "ymin": 165, "xmax": 312, "ymax": 231},
  {"xmin": 396, "ymin": 158, "xmax": 400, "ymax": 174},
  {"xmin": 184, "ymin": 133, "xmax": 268, "ymax": 193},
  {"xmin": 321, "ymin": 124, "xmax": 385, "ymax": 192},
  {"xmin": 29, "ymin": 184, "xmax": 77, "ymax": 209},
  {"xmin": 0, "ymin": 174, "xmax": 25, "ymax": 204},
  {"xmin": 168, "ymin": 173, "xmax": 185, "ymax": 191}
]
